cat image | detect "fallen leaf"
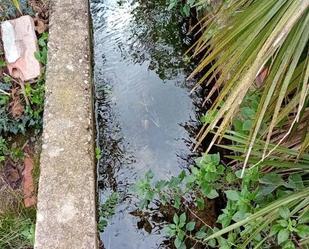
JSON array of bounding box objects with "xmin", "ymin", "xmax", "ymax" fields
[
  {"xmin": 9, "ymin": 87, "xmax": 24, "ymax": 118},
  {"xmin": 3, "ymin": 159, "xmax": 22, "ymax": 189},
  {"xmin": 34, "ymin": 17, "xmax": 47, "ymax": 34},
  {"xmin": 30, "ymin": 1, "xmax": 49, "ymax": 24},
  {"xmin": 256, "ymin": 66, "xmax": 269, "ymax": 88}
]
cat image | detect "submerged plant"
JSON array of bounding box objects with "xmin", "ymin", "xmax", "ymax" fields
[
  {"xmin": 134, "ymin": 153, "xmax": 225, "ymax": 209},
  {"xmin": 98, "ymin": 192, "xmax": 119, "ymax": 232}
]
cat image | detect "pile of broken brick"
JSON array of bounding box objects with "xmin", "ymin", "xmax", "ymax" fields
[{"xmin": 1, "ymin": 15, "xmax": 41, "ymax": 81}]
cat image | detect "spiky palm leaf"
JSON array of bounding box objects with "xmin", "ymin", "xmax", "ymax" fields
[
  {"xmin": 219, "ymin": 130, "xmax": 309, "ymax": 171},
  {"xmin": 10, "ymin": 0, "xmax": 22, "ymax": 14},
  {"xmin": 204, "ymin": 188, "xmax": 309, "ymax": 247},
  {"xmin": 191, "ymin": 0, "xmax": 309, "ymax": 177}
]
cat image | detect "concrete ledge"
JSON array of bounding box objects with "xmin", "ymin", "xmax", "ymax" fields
[{"xmin": 34, "ymin": 0, "xmax": 97, "ymax": 248}]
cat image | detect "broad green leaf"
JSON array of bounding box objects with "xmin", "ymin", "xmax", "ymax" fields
[
  {"xmin": 173, "ymin": 196, "xmax": 181, "ymax": 209},
  {"xmin": 299, "ymin": 211, "xmax": 309, "ymax": 224},
  {"xmin": 195, "ymin": 230, "xmax": 207, "ymax": 239},
  {"xmin": 277, "ymin": 219, "xmax": 288, "ymax": 228},
  {"xmin": 297, "ymin": 225, "xmax": 309, "ymax": 238},
  {"xmin": 186, "ymin": 221, "xmax": 196, "ymax": 232},
  {"xmin": 206, "ymin": 189, "xmax": 219, "ymax": 199},
  {"xmin": 270, "ymin": 224, "xmax": 283, "ymax": 236},
  {"xmin": 287, "ymin": 174, "xmax": 304, "ymax": 190},
  {"xmin": 225, "ymin": 190, "xmax": 240, "ymax": 201},
  {"xmin": 232, "ymin": 211, "xmax": 249, "ymax": 222},
  {"xmin": 278, "ymin": 207, "xmax": 290, "ymax": 219},
  {"xmin": 242, "ymin": 120, "xmax": 252, "ymax": 131},
  {"xmin": 182, "ymin": 4, "xmax": 190, "ymax": 17},
  {"xmin": 277, "ymin": 229, "xmax": 289, "ymax": 245},
  {"xmin": 174, "ymin": 237, "xmax": 182, "ymax": 248},
  {"xmin": 179, "ymin": 213, "xmax": 186, "ymax": 228},
  {"xmin": 196, "ymin": 197, "xmax": 205, "ymax": 210},
  {"xmin": 259, "ymin": 173, "xmax": 285, "ymax": 186},
  {"xmin": 173, "ymin": 213, "xmax": 179, "ymax": 225},
  {"xmin": 282, "ymin": 241, "xmax": 295, "ymax": 249}
]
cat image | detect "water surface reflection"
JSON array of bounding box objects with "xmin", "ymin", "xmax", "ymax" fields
[{"xmin": 91, "ymin": 0, "xmax": 198, "ymax": 248}]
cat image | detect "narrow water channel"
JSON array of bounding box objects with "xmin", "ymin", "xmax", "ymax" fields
[{"xmin": 91, "ymin": 0, "xmax": 199, "ymax": 248}]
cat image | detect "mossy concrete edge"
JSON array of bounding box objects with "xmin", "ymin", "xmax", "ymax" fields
[{"xmin": 34, "ymin": 0, "xmax": 98, "ymax": 248}]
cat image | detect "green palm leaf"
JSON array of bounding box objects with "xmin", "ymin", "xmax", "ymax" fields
[{"xmin": 191, "ymin": 0, "xmax": 309, "ymax": 177}]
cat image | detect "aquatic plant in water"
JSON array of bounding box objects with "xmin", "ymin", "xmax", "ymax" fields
[{"xmin": 134, "ymin": 152, "xmax": 309, "ymax": 248}]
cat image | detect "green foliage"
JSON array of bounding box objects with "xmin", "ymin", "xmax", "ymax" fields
[
  {"xmin": 0, "ymin": 59, "xmax": 6, "ymax": 69},
  {"xmin": 0, "ymin": 136, "xmax": 8, "ymax": 163},
  {"xmin": 167, "ymin": 0, "xmax": 206, "ymax": 17},
  {"xmin": 35, "ymin": 32, "xmax": 48, "ymax": 65},
  {"xmin": 0, "ymin": 20, "xmax": 47, "ymax": 249},
  {"xmin": 0, "ymin": 0, "xmax": 33, "ymax": 20},
  {"xmin": 24, "ymin": 76, "xmax": 45, "ymax": 129},
  {"xmin": 134, "ymin": 151, "xmax": 309, "ymax": 248},
  {"xmin": 134, "ymin": 154, "xmax": 229, "ymax": 247},
  {"xmin": 95, "ymin": 147, "xmax": 102, "ymax": 160},
  {"xmin": 0, "ymin": 75, "xmax": 45, "ymax": 135},
  {"xmin": 189, "ymin": 2, "xmax": 309, "ymax": 246},
  {"xmin": 0, "ymin": 31, "xmax": 47, "ymax": 135},
  {"xmin": 134, "ymin": 153, "xmax": 225, "ymax": 209},
  {"xmin": 0, "ymin": 211, "xmax": 36, "ymax": 249},
  {"xmin": 164, "ymin": 213, "xmax": 190, "ymax": 249},
  {"xmin": 191, "ymin": 0, "xmax": 309, "ymax": 174},
  {"xmin": 98, "ymin": 192, "xmax": 119, "ymax": 232},
  {"xmin": 133, "ymin": 170, "xmax": 157, "ymax": 208},
  {"xmin": 190, "ymin": 153, "xmax": 224, "ymax": 198}
]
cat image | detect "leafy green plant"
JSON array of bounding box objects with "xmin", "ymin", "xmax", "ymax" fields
[
  {"xmin": 24, "ymin": 76, "xmax": 45, "ymax": 129},
  {"xmin": 134, "ymin": 149, "xmax": 309, "ymax": 248},
  {"xmin": 133, "ymin": 154, "xmax": 229, "ymax": 247},
  {"xmin": 0, "ymin": 136, "xmax": 8, "ymax": 163},
  {"xmin": 165, "ymin": 213, "xmax": 196, "ymax": 249},
  {"xmin": 35, "ymin": 32, "xmax": 48, "ymax": 65},
  {"xmin": 0, "ymin": 211, "xmax": 36, "ymax": 249},
  {"xmin": 178, "ymin": 2, "xmax": 309, "ymax": 246},
  {"xmin": 0, "ymin": 75, "xmax": 45, "ymax": 135},
  {"xmin": 167, "ymin": 0, "xmax": 205, "ymax": 17},
  {"xmin": 95, "ymin": 147, "xmax": 102, "ymax": 160},
  {"xmin": 189, "ymin": 153, "xmax": 225, "ymax": 199},
  {"xmin": 0, "ymin": 59, "xmax": 6, "ymax": 69},
  {"xmin": 134, "ymin": 153, "xmax": 225, "ymax": 210},
  {"xmin": 98, "ymin": 192, "xmax": 119, "ymax": 232},
  {"xmin": 0, "ymin": 3, "xmax": 46, "ymax": 249}
]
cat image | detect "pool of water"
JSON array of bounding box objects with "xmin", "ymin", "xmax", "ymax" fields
[{"xmin": 91, "ymin": 0, "xmax": 199, "ymax": 248}]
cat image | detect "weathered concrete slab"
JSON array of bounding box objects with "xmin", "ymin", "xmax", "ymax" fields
[{"xmin": 34, "ymin": 0, "xmax": 97, "ymax": 248}]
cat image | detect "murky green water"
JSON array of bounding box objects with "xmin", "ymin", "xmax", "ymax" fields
[{"xmin": 91, "ymin": 0, "xmax": 198, "ymax": 248}]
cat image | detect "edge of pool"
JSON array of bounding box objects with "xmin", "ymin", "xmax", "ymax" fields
[{"xmin": 34, "ymin": 0, "xmax": 98, "ymax": 248}]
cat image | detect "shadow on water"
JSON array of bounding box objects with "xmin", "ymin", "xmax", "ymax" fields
[{"xmin": 91, "ymin": 0, "xmax": 201, "ymax": 248}]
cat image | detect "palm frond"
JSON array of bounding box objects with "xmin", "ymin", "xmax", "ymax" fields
[{"xmin": 191, "ymin": 0, "xmax": 309, "ymax": 177}]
